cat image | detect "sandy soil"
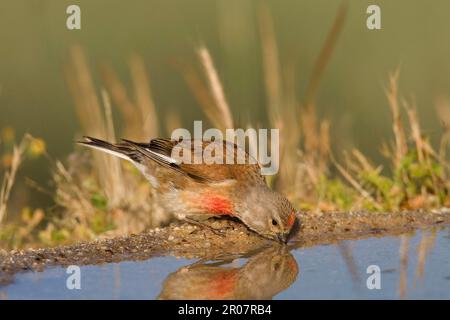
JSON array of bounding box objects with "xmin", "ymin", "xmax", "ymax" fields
[{"xmin": 1, "ymin": 209, "xmax": 449, "ymax": 282}]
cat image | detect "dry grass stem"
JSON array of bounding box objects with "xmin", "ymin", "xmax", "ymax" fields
[
  {"xmin": 257, "ymin": 3, "xmax": 282, "ymax": 120},
  {"xmin": 304, "ymin": 2, "xmax": 348, "ymax": 109},
  {"xmin": 0, "ymin": 141, "xmax": 27, "ymax": 225},
  {"xmin": 386, "ymin": 69, "xmax": 408, "ymax": 166},
  {"xmin": 332, "ymin": 155, "xmax": 382, "ymax": 210},
  {"xmin": 129, "ymin": 54, "xmax": 159, "ymax": 139},
  {"xmin": 197, "ymin": 46, "xmax": 234, "ymax": 130}
]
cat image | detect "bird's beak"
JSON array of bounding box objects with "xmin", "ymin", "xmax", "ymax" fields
[
  {"xmin": 276, "ymin": 232, "xmax": 290, "ymax": 244},
  {"xmin": 276, "ymin": 217, "xmax": 300, "ymax": 243}
]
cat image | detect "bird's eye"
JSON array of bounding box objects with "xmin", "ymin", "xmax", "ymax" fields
[{"xmin": 271, "ymin": 219, "xmax": 278, "ymax": 226}]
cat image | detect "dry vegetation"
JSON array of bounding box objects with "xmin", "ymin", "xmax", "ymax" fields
[
  {"xmin": 1, "ymin": 4, "xmax": 450, "ymax": 250},
  {"xmin": 0, "ymin": 133, "xmax": 47, "ymax": 248}
]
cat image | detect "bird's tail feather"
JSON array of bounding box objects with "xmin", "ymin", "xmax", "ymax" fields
[
  {"xmin": 77, "ymin": 136, "xmax": 132, "ymax": 161},
  {"xmin": 78, "ymin": 136, "xmax": 210, "ymax": 183}
]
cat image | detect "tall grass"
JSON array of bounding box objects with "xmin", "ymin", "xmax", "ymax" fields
[
  {"xmin": 2, "ymin": 4, "xmax": 450, "ymax": 250},
  {"xmin": 255, "ymin": 3, "xmax": 346, "ymax": 206},
  {"xmin": 0, "ymin": 138, "xmax": 27, "ymax": 225},
  {"xmin": 197, "ymin": 47, "xmax": 234, "ymax": 131},
  {"xmin": 50, "ymin": 46, "xmax": 166, "ymax": 244},
  {"xmin": 0, "ymin": 134, "xmax": 46, "ymax": 248},
  {"xmin": 55, "ymin": 3, "xmax": 450, "ymax": 236},
  {"xmin": 65, "ymin": 46, "xmax": 125, "ymax": 207}
]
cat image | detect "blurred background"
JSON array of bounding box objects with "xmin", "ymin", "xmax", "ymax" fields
[{"xmin": 1, "ymin": 0, "xmax": 449, "ymax": 207}]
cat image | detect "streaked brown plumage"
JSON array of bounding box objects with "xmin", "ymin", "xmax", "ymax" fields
[{"xmin": 78, "ymin": 136, "xmax": 299, "ymax": 242}]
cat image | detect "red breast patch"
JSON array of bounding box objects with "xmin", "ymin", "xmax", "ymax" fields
[
  {"xmin": 201, "ymin": 193, "xmax": 233, "ymax": 215},
  {"xmin": 207, "ymin": 269, "xmax": 238, "ymax": 299}
]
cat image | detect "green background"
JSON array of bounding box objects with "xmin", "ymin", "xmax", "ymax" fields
[{"xmin": 0, "ymin": 0, "xmax": 449, "ymax": 192}]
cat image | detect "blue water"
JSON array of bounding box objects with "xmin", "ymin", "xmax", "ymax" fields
[{"xmin": 1, "ymin": 228, "xmax": 449, "ymax": 299}]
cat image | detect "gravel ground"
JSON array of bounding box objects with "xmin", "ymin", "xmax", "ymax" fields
[{"xmin": 1, "ymin": 209, "xmax": 449, "ymax": 282}]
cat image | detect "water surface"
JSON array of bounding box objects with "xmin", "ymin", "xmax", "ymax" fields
[{"xmin": 1, "ymin": 227, "xmax": 449, "ymax": 299}]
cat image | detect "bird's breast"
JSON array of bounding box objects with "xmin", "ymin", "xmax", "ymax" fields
[{"xmin": 199, "ymin": 192, "xmax": 234, "ymax": 215}]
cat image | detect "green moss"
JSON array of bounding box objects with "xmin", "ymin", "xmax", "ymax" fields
[
  {"xmin": 91, "ymin": 192, "xmax": 108, "ymax": 211},
  {"xmin": 317, "ymin": 176, "xmax": 355, "ymax": 211},
  {"xmin": 90, "ymin": 211, "xmax": 116, "ymax": 234}
]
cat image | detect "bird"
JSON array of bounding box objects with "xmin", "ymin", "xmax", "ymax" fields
[
  {"xmin": 78, "ymin": 136, "xmax": 299, "ymax": 243},
  {"xmin": 158, "ymin": 246, "xmax": 299, "ymax": 299}
]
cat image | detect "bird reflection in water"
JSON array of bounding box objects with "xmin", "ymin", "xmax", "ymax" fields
[{"xmin": 158, "ymin": 246, "xmax": 298, "ymax": 299}]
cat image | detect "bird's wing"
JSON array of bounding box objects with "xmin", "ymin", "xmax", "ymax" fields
[
  {"xmin": 124, "ymin": 138, "xmax": 266, "ymax": 185},
  {"xmin": 119, "ymin": 138, "xmax": 209, "ymax": 182}
]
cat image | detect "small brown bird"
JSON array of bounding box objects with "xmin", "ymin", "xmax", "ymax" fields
[
  {"xmin": 158, "ymin": 246, "xmax": 299, "ymax": 300},
  {"xmin": 78, "ymin": 136, "xmax": 299, "ymax": 243}
]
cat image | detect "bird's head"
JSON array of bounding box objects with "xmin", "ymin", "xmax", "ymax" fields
[{"xmin": 237, "ymin": 188, "xmax": 299, "ymax": 243}]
